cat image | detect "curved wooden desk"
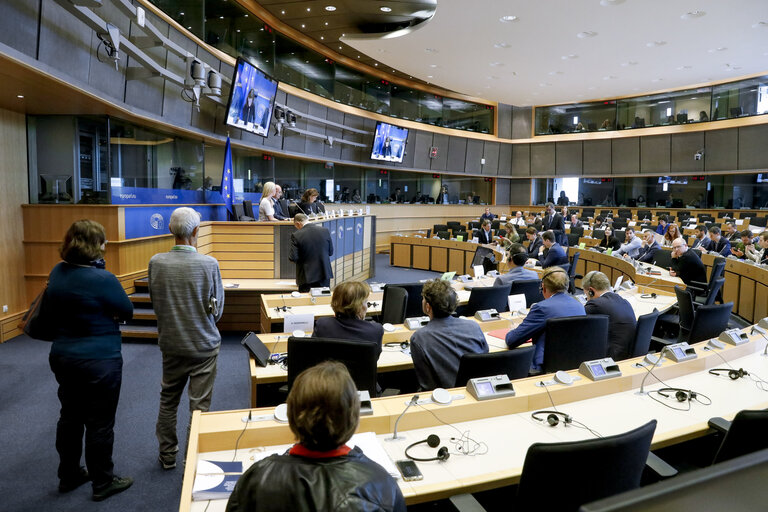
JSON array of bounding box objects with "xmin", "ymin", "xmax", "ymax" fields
[{"xmin": 390, "ymin": 235, "xmax": 506, "ymax": 275}]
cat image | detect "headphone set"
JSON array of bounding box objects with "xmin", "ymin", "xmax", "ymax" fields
[
  {"xmin": 649, "ymin": 387, "xmax": 712, "ymax": 410},
  {"xmin": 366, "ymin": 301, "xmax": 379, "ymax": 308},
  {"xmin": 405, "ymin": 434, "xmax": 450, "ymax": 462},
  {"xmin": 384, "ymin": 341, "xmax": 410, "ymax": 350},
  {"xmin": 540, "ymin": 267, "xmax": 568, "ymax": 294},
  {"xmin": 531, "ymin": 410, "xmax": 572, "ymax": 427},
  {"xmin": 640, "ymin": 293, "xmax": 658, "ymax": 299},
  {"xmin": 274, "ymin": 305, "xmax": 291, "ymax": 313},
  {"xmin": 709, "ymin": 367, "xmax": 749, "ymax": 380}
]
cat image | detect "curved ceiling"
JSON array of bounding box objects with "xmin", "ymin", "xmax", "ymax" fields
[{"xmin": 341, "ymin": 0, "xmax": 768, "ymax": 106}]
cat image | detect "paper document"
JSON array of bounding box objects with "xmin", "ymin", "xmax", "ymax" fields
[{"xmin": 348, "ymin": 432, "xmax": 400, "ymax": 479}]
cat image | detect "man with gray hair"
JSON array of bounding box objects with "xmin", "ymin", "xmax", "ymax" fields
[
  {"xmin": 148, "ymin": 207, "xmax": 224, "ymax": 470},
  {"xmin": 582, "ymin": 271, "xmax": 636, "ymax": 361},
  {"xmin": 636, "ymin": 230, "xmax": 661, "ymax": 264}
]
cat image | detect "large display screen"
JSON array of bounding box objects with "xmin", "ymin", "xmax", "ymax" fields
[
  {"xmin": 225, "ymin": 58, "xmax": 279, "ymax": 137},
  {"xmin": 370, "ymin": 122, "xmax": 408, "ymax": 163}
]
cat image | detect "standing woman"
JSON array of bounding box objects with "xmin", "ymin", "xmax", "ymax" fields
[
  {"xmin": 259, "ymin": 181, "xmax": 278, "ymax": 221},
  {"xmin": 47, "ymin": 220, "xmax": 134, "ymax": 501}
]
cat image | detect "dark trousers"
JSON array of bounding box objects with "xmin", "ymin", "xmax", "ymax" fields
[{"xmin": 49, "ymin": 354, "xmax": 122, "ymax": 488}]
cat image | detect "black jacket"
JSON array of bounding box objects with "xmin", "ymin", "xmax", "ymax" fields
[
  {"xmin": 671, "ymin": 249, "xmax": 707, "ymax": 286},
  {"xmin": 313, "ymin": 316, "xmax": 384, "ymax": 356},
  {"xmin": 477, "ymin": 228, "xmax": 493, "ymax": 245},
  {"xmin": 636, "ymin": 241, "xmax": 661, "ymax": 263},
  {"xmin": 585, "ymin": 292, "xmax": 637, "ymax": 361},
  {"xmin": 226, "ymin": 446, "xmax": 405, "ymax": 512},
  {"xmin": 289, "ymin": 223, "xmax": 334, "ymax": 291},
  {"xmin": 527, "ymin": 237, "xmax": 543, "ymax": 258},
  {"xmin": 600, "ymin": 236, "xmax": 621, "ymax": 251},
  {"xmin": 543, "ymin": 213, "xmax": 565, "ymax": 233}
]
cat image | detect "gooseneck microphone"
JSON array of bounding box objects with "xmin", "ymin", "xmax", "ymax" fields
[
  {"xmin": 389, "ymin": 395, "xmax": 419, "ymax": 441},
  {"xmin": 638, "ymin": 346, "xmax": 671, "ymax": 395}
]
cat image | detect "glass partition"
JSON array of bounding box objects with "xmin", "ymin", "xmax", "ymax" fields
[
  {"xmin": 441, "ymin": 176, "xmax": 493, "ymax": 204},
  {"xmin": 712, "ymin": 76, "xmax": 768, "ymax": 120},
  {"xmin": 534, "ymin": 101, "xmax": 617, "ymax": 135},
  {"xmin": 617, "ymin": 87, "xmax": 712, "ymax": 129},
  {"xmin": 147, "ymin": 0, "xmax": 494, "ymax": 133}
]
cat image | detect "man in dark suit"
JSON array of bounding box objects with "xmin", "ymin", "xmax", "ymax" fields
[
  {"xmin": 669, "ymin": 238, "xmax": 706, "ymax": 286},
  {"xmin": 476, "ymin": 219, "xmax": 494, "ymax": 245},
  {"xmin": 690, "ymin": 225, "xmax": 712, "ymax": 251},
  {"xmin": 272, "ymin": 185, "xmax": 289, "ymax": 220},
  {"xmin": 538, "ymin": 230, "xmax": 569, "ymax": 268},
  {"xmin": 582, "ymin": 271, "xmax": 637, "ymax": 361},
  {"xmin": 636, "ymin": 230, "xmax": 661, "ymax": 264},
  {"xmin": 289, "ymin": 214, "xmax": 334, "ymax": 292},
  {"xmin": 505, "ymin": 267, "xmax": 586, "ymax": 374},
  {"xmin": 542, "ymin": 202, "xmax": 565, "ymax": 232},
  {"xmin": 705, "ymin": 226, "xmax": 732, "ymax": 257}
]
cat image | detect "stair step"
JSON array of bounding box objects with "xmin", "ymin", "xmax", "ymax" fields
[
  {"xmin": 130, "ymin": 292, "xmax": 151, "ymax": 303},
  {"xmin": 134, "ymin": 278, "xmax": 149, "ymax": 291},
  {"xmin": 120, "ymin": 324, "xmax": 158, "ymax": 339},
  {"xmin": 132, "ymin": 308, "xmax": 156, "ymax": 321}
]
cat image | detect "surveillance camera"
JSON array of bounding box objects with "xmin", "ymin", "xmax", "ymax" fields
[
  {"xmin": 694, "ymin": 150, "xmax": 703, "ymax": 161},
  {"xmin": 206, "ymin": 70, "xmax": 221, "ymax": 96}
]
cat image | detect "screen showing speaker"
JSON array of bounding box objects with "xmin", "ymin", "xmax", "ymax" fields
[
  {"xmin": 370, "ymin": 122, "xmax": 408, "ymax": 163},
  {"xmin": 225, "ymin": 57, "xmax": 279, "ymax": 137}
]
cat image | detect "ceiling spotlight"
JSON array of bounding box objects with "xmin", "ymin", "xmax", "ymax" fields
[
  {"xmin": 752, "ymin": 21, "xmax": 767, "ymax": 28},
  {"xmin": 281, "ymin": 10, "xmax": 285, "ymax": 14},
  {"xmin": 561, "ymin": 54, "xmax": 578, "ymax": 60},
  {"xmin": 577, "ymin": 31, "xmax": 597, "ymax": 38},
  {"xmin": 16, "ymin": 94, "xmax": 24, "ymax": 98},
  {"xmin": 681, "ymin": 11, "xmax": 706, "ymax": 20},
  {"xmin": 708, "ymin": 47, "xmax": 727, "ymax": 53},
  {"xmin": 620, "ymin": 61, "xmax": 638, "ymax": 67},
  {"xmin": 494, "ymin": 42, "xmax": 511, "ymax": 49},
  {"xmin": 325, "ymin": 5, "xmax": 336, "ymax": 11},
  {"xmin": 244, "ymin": 14, "xmax": 248, "ymax": 17},
  {"xmin": 426, "ymin": 75, "xmax": 433, "ymax": 78},
  {"xmin": 599, "ymin": 0, "xmax": 625, "ymax": 5},
  {"xmin": 499, "ymin": 15, "xmax": 518, "ymax": 23},
  {"xmin": 179, "ymin": 11, "xmax": 184, "ymax": 15},
  {"xmin": 325, "ymin": 22, "xmax": 329, "ymax": 25},
  {"xmin": 306, "ymin": 7, "xmax": 311, "ymax": 11},
  {"xmin": 380, "ymin": 6, "xmax": 392, "ymax": 12},
  {"xmin": 219, "ymin": 16, "xmax": 224, "ymax": 19},
  {"xmin": 301, "ymin": 24, "xmax": 305, "ymax": 28},
  {"xmin": 489, "ymin": 62, "xmax": 503, "ymax": 67},
  {"xmin": 429, "ymin": 64, "xmax": 438, "ymax": 68},
  {"xmin": 425, "ymin": 47, "xmax": 438, "ymax": 52},
  {"xmin": 646, "ymin": 41, "xmax": 667, "ymax": 47},
  {"xmin": 320, "ymin": 36, "xmax": 324, "ymax": 40}
]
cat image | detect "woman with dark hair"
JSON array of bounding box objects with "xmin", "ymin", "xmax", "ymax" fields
[
  {"xmin": 241, "ymin": 89, "xmax": 256, "ymax": 125},
  {"xmin": 298, "ymin": 188, "xmax": 321, "ymax": 215},
  {"xmin": 313, "ymin": 281, "xmax": 383, "ymax": 352},
  {"xmin": 46, "ymin": 220, "xmax": 134, "ymax": 501},
  {"xmin": 600, "ymin": 226, "xmax": 621, "ymax": 251},
  {"xmin": 226, "ymin": 362, "xmax": 405, "ymax": 512}
]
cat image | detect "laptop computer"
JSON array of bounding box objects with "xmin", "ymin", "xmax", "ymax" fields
[{"xmin": 241, "ymin": 332, "xmax": 271, "ymax": 367}]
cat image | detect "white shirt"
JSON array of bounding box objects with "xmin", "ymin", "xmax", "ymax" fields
[{"xmin": 259, "ymin": 197, "xmax": 275, "ymax": 221}]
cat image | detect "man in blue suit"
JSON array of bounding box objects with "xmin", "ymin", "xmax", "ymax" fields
[
  {"xmin": 505, "ymin": 267, "xmax": 585, "ymax": 374},
  {"xmin": 494, "ymin": 244, "xmax": 539, "ymax": 286},
  {"xmin": 636, "ymin": 230, "xmax": 661, "ymax": 264},
  {"xmin": 538, "ymin": 230, "xmax": 569, "ymax": 268},
  {"xmin": 705, "ymin": 226, "xmax": 732, "ymax": 257}
]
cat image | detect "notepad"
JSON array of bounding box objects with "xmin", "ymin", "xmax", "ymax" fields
[{"xmin": 487, "ymin": 328, "xmax": 511, "ymax": 340}]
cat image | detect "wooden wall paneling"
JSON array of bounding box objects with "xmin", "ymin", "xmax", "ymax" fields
[
  {"xmin": 432, "ymin": 247, "xmax": 448, "ymax": 272},
  {"xmin": 704, "ymin": 128, "xmax": 738, "ymax": 171},
  {"xmin": 392, "ymin": 243, "xmax": 411, "ymax": 267},
  {"xmin": 1, "ymin": 109, "xmax": 30, "ymax": 321},
  {"xmin": 448, "ymin": 249, "xmax": 466, "ymax": 274},
  {"xmin": 738, "ymin": 278, "xmax": 756, "ymax": 323},
  {"xmin": 583, "ymin": 139, "xmax": 612, "ymax": 175},
  {"xmin": 640, "ymin": 135, "xmax": 671, "ymax": 174},
  {"xmin": 22, "ymin": 205, "xmax": 122, "ymax": 244},
  {"xmin": 755, "ymin": 283, "xmax": 767, "ymax": 324},
  {"xmin": 413, "ymin": 245, "xmax": 430, "ymax": 270},
  {"xmin": 722, "ymin": 271, "xmax": 740, "ymax": 312},
  {"xmin": 611, "ymin": 137, "xmax": 640, "ymax": 174},
  {"xmin": 530, "ymin": 143, "xmax": 555, "ymax": 176}
]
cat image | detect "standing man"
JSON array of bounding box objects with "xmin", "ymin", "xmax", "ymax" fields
[
  {"xmin": 669, "ymin": 238, "xmax": 707, "ymax": 285},
  {"xmin": 272, "ymin": 185, "xmax": 289, "ymax": 220},
  {"xmin": 542, "ymin": 202, "xmax": 565, "ymax": 233},
  {"xmin": 505, "ymin": 267, "xmax": 585, "ymax": 374},
  {"xmin": 582, "ymin": 271, "xmax": 637, "ymax": 361},
  {"xmin": 410, "ymin": 279, "xmax": 488, "ymax": 390},
  {"xmin": 289, "ymin": 213, "xmax": 333, "ymax": 292},
  {"xmin": 476, "ymin": 219, "xmax": 494, "ymax": 245},
  {"xmin": 149, "ymin": 207, "xmax": 224, "ymax": 471}
]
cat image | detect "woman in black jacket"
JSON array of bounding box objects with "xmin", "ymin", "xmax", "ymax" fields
[
  {"xmin": 313, "ymin": 281, "xmax": 383, "ymax": 356},
  {"xmin": 600, "ymin": 226, "xmax": 622, "ymax": 251}
]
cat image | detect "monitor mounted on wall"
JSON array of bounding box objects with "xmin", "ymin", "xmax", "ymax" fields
[
  {"xmin": 224, "ymin": 57, "xmax": 279, "ymax": 137},
  {"xmin": 370, "ymin": 121, "xmax": 408, "ymax": 163}
]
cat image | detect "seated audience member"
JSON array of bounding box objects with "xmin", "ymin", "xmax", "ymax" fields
[
  {"xmin": 476, "ymin": 219, "xmax": 494, "ymax": 245},
  {"xmin": 537, "ymin": 230, "xmax": 569, "ymax": 268},
  {"xmin": 505, "ymin": 267, "xmax": 586, "ymax": 374},
  {"xmin": 690, "ymin": 225, "xmax": 712, "ymax": 250},
  {"xmin": 615, "ymin": 228, "xmax": 643, "ymax": 259},
  {"xmin": 599, "ymin": 226, "xmax": 621, "ymax": 252},
  {"xmin": 570, "ymin": 214, "xmax": 582, "ymax": 228},
  {"xmin": 723, "ymin": 222, "xmax": 739, "ymax": 243},
  {"xmin": 703, "ymin": 226, "xmax": 732, "ymax": 257},
  {"xmin": 636, "ymin": 230, "xmax": 661, "ymax": 264},
  {"xmin": 298, "ymin": 188, "xmax": 322, "ymax": 215},
  {"xmin": 313, "ymin": 282, "xmax": 383, "ymax": 354},
  {"xmin": 272, "ymin": 185, "xmax": 289, "ymax": 220},
  {"xmin": 501, "ymin": 222, "xmax": 520, "ymax": 246},
  {"xmin": 593, "ymin": 216, "xmax": 605, "ymax": 230},
  {"xmin": 663, "ymin": 223, "xmax": 683, "ymax": 248},
  {"xmin": 226, "ymin": 362, "xmax": 405, "ymax": 512},
  {"xmin": 669, "ymin": 238, "xmax": 707, "ymax": 285},
  {"xmin": 526, "ymin": 214, "xmax": 543, "ymax": 232},
  {"xmin": 655, "ymin": 216, "xmax": 669, "ymax": 236},
  {"xmin": 561, "ymin": 206, "xmax": 570, "ymax": 222},
  {"xmin": 409, "ymin": 279, "xmax": 488, "ymax": 390},
  {"xmin": 495, "ymin": 243, "xmax": 539, "ymax": 286},
  {"xmin": 480, "ymin": 208, "xmax": 495, "ymax": 222},
  {"xmin": 754, "ymin": 232, "xmax": 768, "ymax": 265},
  {"xmin": 730, "ymin": 230, "xmax": 757, "ymax": 260},
  {"xmin": 582, "ymin": 271, "xmax": 637, "ymax": 361},
  {"xmin": 525, "ymin": 227, "xmax": 543, "ymax": 259},
  {"xmin": 510, "ymin": 211, "xmax": 526, "ymax": 227}
]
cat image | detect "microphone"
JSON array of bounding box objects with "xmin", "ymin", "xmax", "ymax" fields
[
  {"xmin": 389, "ymin": 395, "xmax": 419, "ymax": 441},
  {"xmin": 638, "ymin": 346, "xmax": 670, "ymax": 395},
  {"xmin": 293, "ymin": 200, "xmax": 307, "ymax": 216}
]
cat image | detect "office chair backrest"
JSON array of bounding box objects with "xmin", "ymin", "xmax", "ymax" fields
[
  {"xmin": 468, "ymin": 221, "xmax": 481, "ymax": 230},
  {"xmin": 288, "ymin": 203, "xmax": 299, "ymax": 218},
  {"xmin": 612, "ymin": 219, "xmax": 628, "ymax": 229},
  {"xmin": 687, "ymin": 302, "xmax": 733, "ymax": 344},
  {"xmin": 543, "ymin": 315, "xmax": 609, "ymax": 373},
  {"xmin": 464, "ymin": 284, "xmax": 512, "ymax": 316},
  {"xmin": 386, "ymin": 282, "xmax": 425, "ymax": 319},
  {"xmin": 638, "ymin": 210, "xmax": 651, "ymax": 220},
  {"xmin": 380, "ymin": 286, "xmax": 408, "ymax": 325},
  {"xmin": 713, "ymin": 410, "xmax": 768, "ymax": 464},
  {"xmin": 437, "ymin": 230, "xmax": 450, "ymax": 240},
  {"xmin": 567, "ymin": 233, "xmax": 581, "ymax": 247},
  {"xmin": 750, "ymin": 216, "xmax": 768, "ymax": 228},
  {"xmin": 701, "ymin": 277, "xmax": 725, "ymax": 306},
  {"xmin": 491, "ymin": 220, "xmax": 501, "ymax": 230},
  {"xmin": 613, "ymin": 230, "xmax": 626, "ymax": 243},
  {"xmin": 243, "ymin": 200, "xmax": 255, "ymax": 218},
  {"xmin": 510, "ymin": 279, "xmax": 545, "ymax": 306},
  {"xmin": 433, "ymin": 224, "xmax": 448, "ymax": 234},
  {"xmin": 593, "ymin": 230, "xmax": 606, "ymax": 240},
  {"xmin": 233, "ymin": 203, "xmax": 249, "ymax": 221},
  {"xmin": 582, "ymin": 208, "xmax": 595, "ymax": 217},
  {"xmin": 710, "ymin": 257, "xmax": 726, "ymax": 282},
  {"xmin": 629, "ymin": 309, "xmax": 660, "ymax": 358},
  {"xmin": 447, "ymin": 221, "xmax": 462, "ymax": 228},
  {"xmin": 517, "ymin": 420, "xmax": 657, "ymax": 511},
  {"xmin": 454, "ymin": 346, "xmax": 535, "ymax": 387},
  {"xmin": 674, "ymin": 286, "xmax": 695, "ymax": 336},
  {"xmin": 286, "ymin": 336, "xmax": 379, "ymax": 396},
  {"xmin": 618, "ymin": 209, "xmax": 632, "ymax": 218},
  {"xmin": 454, "ymin": 231, "xmax": 469, "ymax": 240},
  {"xmin": 653, "ymin": 248, "xmax": 672, "ymax": 269},
  {"xmin": 570, "ymin": 226, "xmax": 584, "ymax": 237}
]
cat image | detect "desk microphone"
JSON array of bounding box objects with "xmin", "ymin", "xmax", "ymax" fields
[
  {"xmin": 293, "ymin": 201, "xmax": 308, "ymax": 216},
  {"xmin": 637, "ymin": 346, "xmax": 671, "ymax": 395},
  {"xmin": 389, "ymin": 395, "xmax": 419, "ymax": 441}
]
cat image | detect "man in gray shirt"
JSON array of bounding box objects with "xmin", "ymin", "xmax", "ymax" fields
[
  {"xmin": 615, "ymin": 227, "xmax": 643, "ymax": 259},
  {"xmin": 495, "ymin": 243, "xmax": 539, "ymax": 286},
  {"xmin": 149, "ymin": 207, "xmax": 224, "ymax": 470},
  {"xmin": 410, "ymin": 279, "xmax": 488, "ymax": 390}
]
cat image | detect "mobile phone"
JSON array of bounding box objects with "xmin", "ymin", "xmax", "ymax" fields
[{"xmin": 395, "ymin": 460, "xmax": 423, "ymax": 481}]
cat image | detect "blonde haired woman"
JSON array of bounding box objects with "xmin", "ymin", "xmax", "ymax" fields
[{"xmin": 259, "ymin": 181, "xmax": 277, "ymax": 221}]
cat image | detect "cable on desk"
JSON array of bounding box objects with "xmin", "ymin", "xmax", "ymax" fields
[
  {"xmin": 540, "ymin": 381, "xmax": 603, "ymax": 438},
  {"xmin": 707, "ymin": 344, "xmax": 768, "ymax": 392},
  {"xmin": 414, "ymin": 403, "xmax": 488, "ymax": 456},
  {"xmin": 232, "ymin": 410, "xmax": 251, "ymax": 462}
]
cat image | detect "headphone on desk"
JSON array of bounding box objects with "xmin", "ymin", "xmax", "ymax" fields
[
  {"xmin": 384, "ymin": 341, "xmax": 409, "ymax": 350},
  {"xmin": 531, "ymin": 410, "xmax": 572, "ymax": 427},
  {"xmin": 405, "ymin": 434, "xmax": 450, "ymax": 462},
  {"xmin": 709, "ymin": 368, "xmax": 749, "ymax": 380},
  {"xmin": 657, "ymin": 388, "xmax": 712, "ymax": 404}
]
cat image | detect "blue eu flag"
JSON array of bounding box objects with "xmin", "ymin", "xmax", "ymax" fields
[{"xmin": 221, "ymin": 137, "xmax": 234, "ymax": 217}]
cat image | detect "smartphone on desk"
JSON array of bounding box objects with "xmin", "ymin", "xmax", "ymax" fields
[{"xmin": 396, "ymin": 460, "xmax": 423, "ymax": 481}]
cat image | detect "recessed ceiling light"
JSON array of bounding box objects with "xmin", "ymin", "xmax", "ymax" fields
[
  {"xmin": 427, "ymin": 75, "xmax": 433, "ymax": 78},
  {"xmin": 651, "ymin": 78, "xmax": 663, "ymax": 82},
  {"xmin": 577, "ymin": 31, "xmax": 597, "ymax": 38},
  {"xmin": 708, "ymin": 47, "xmax": 727, "ymax": 53},
  {"xmin": 374, "ymin": 63, "xmax": 378, "ymax": 66},
  {"xmin": 548, "ymin": 71, "xmax": 563, "ymax": 75},
  {"xmin": 680, "ymin": 11, "xmax": 706, "ymax": 20},
  {"xmin": 301, "ymin": 24, "xmax": 305, "ymax": 28},
  {"xmin": 339, "ymin": 46, "xmax": 342, "ymax": 49},
  {"xmin": 646, "ymin": 41, "xmax": 667, "ymax": 47},
  {"xmin": 539, "ymin": 82, "xmax": 552, "ymax": 87},
  {"xmin": 561, "ymin": 54, "xmax": 578, "ymax": 60},
  {"xmin": 281, "ymin": 10, "xmax": 285, "ymax": 14},
  {"xmin": 236, "ymin": 29, "xmax": 240, "ymax": 32},
  {"xmin": 489, "ymin": 62, "xmax": 503, "ymax": 67},
  {"xmin": 187, "ymin": 26, "xmax": 192, "ymax": 29},
  {"xmin": 499, "ymin": 15, "xmax": 518, "ymax": 23},
  {"xmin": 320, "ymin": 36, "xmax": 324, "ymax": 40},
  {"xmin": 429, "ymin": 64, "xmax": 438, "ymax": 68},
  {"xmin": 753, "ymin": 21, "xmax": 768, "ymax": 28},
  {"xmin": 620, "ymin": 61, "xmax": 638, "ymax": 67},
  {"xmin": 325, "ymin": 22, "xmax": 329, "ymax": 26},
  {"xmin": 602, "ymin": 75, "xmax": 617, "ymax": 80},
  {"xmin": 325, "ymin": 5, "xmax": 336, "ymax": 11},
  {"xmin": 425, "ymin": 47, "xmax": 438, "ymax": 53},
  {"xmin": 341, "ymin": 33, "xmax": 345, "ymax": 37},
  {"xmin": 600, "ymin": 0, "xmax": 625, "ymax": 6},
  {"xmin": 244, "ymin": 14, "xmax": 247, "ymax": 17},
  {"xmin": 380, "ymin": 6, "xmax": 392, "ymax": 12},
  {"xmin": 494, "ymin": 42, "xmax": 511, "ymax": 49},
  {"xmin": 306, "ymin": 7, "xmax": 311, "ymax": 12},
  {"xmin": 16, "ymin": 94, "xmax": 24, "ymax": 98},
  {"xmin": 357, "ymin": 55, "xmax": 360, "ymax": 58},
  {"xmin": 219, "ymin": 16, "xmax": 224, "ymax": 19},
  {"xmin": 676, "ymin": 65, "xmax": 692, "ymax": 70},
  {"xmin": 179, "ymin": 11, "xmax": 184, "ymax": 15},
  {"xmin": 488, "ymin": 76, "xmax": 500, "ymax": 80}
]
